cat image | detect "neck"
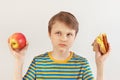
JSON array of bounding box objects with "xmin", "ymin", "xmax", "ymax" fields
[{"xmin": 51, "ymin": 50, "xmax": 70, "ymax": 60}]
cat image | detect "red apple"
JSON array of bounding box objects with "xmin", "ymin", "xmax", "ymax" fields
[{"xmin": 8, "ymin": 32, "xmax": 27, "ymax": 50}]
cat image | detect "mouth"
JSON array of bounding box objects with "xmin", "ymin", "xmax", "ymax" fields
[{"xmin": 58, "ymin": 44, "xmax": 67, "ymax": 47}]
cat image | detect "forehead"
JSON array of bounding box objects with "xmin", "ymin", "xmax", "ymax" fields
[{"xmin": 52, "ymin": 21, "xmax": 75, "ymax": 33}]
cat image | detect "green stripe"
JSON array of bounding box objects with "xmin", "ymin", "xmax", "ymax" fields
[{"xmin": 23, "ymin": 52, "xmax": 94, "ymax": 80}]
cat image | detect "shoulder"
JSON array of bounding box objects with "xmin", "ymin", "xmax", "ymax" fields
[
  {"xmin": 32, "ymin": 52, "xmax": 49, "ymax": 61},
  {"xmin": 35, "ymin": 52, "xmax": 48, "ymax": 58},
  {"xmin": 72, "ymin": 53, "xmax": 87, "ymax": 60},
  {"xmin": 72, "ymin": 52, "xmax": 89, "ymax": 64},
  {"xmin": 72, "ymin": 52, "xmax": 91, "ymax": 68}
]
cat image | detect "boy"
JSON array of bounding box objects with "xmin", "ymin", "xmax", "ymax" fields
[{"xmin": 9, "ymin": 11, "xmax": 110, "ymax": 80}]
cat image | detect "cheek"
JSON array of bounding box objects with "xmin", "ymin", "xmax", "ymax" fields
[
  {"xmin": 68, "ymin": 38, "xmax": 75, "ymax": 45},
  {"xmin": 50, "ymin": 37, "xmax": 58, "ymax": 45}
]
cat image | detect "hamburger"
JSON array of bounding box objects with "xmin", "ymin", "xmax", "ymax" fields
[{"xmin": 94, "ymin": 33, "xmax": 109, "ymax": 55}]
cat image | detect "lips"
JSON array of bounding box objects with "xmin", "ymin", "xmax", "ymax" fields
[{"xmin": 58, "ymin": 44, "xmax": 67, "ymax": 47}]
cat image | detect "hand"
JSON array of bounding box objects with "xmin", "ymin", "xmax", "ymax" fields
[
  {"xmin": 8, "ymin": 42, "xmax": 29, "ymax": 61},
  {"xmin": 95, "ymin": 47, "xmax": 110, "ymax": 66},
  {"xmin": 92, "ymin": 40, "xmax": 110, "ymax": 65}
]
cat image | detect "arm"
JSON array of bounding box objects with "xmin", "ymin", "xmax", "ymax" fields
[
  {"xmin": 95, "ymin": 51, "xmax": 110, "ymax": 80},
  {"xmin": 14, "ymin": 60, "xmax": 24, "ymax": 80},
  {"xmin": 92, "ymin": 41, "xmax": 110, "ymax": 80},
  {"xmin": 9, "ymin": 44, "xmax": 28, "ymax": 80}
]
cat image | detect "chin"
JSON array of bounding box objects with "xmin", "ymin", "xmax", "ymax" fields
[{"xmin": 58, "ymin": 48, "xmax": 69, "ymax": 53}]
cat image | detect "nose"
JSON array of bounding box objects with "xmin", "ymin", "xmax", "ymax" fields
[{"xmin": 60, "ymin": 35, "xmax": 67, "ymax": 41}]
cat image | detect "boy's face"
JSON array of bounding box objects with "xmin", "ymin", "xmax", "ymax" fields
[{"xmin": 49, "ymin": 21, "xmax": 76, "ymax": 53}]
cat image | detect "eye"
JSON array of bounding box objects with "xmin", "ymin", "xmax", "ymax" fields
[
  {"xmin": 67, "ymin": 33, "xmax": 73, "ymax": 37},
  {"xmin": 55, "ymin": 31, "xmax": 61, "ymax": 36}
]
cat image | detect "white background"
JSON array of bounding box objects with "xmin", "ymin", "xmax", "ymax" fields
[{"xmin": 0, "ymin": 0, "xmax": 120, "ymax": 80}]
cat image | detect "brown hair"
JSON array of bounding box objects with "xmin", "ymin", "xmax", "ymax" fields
[{"xmin": 48, "ymin": 11, "xmax": 79, "ymax": 35}]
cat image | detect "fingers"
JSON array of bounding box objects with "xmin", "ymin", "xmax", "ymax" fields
[
  {"xmin": 20, "ymin": 42, "xmax": 29, "ymax": 51},
  {"xmin": 25, "ymin": 42, "xmax": 29, "ymax": 50},
  {"xmin": 107, "ymin": 43, "xmax": 111, "ymax": 52},
  {"xmin": 8, "ymin": 43, "xmax": 12, "ymax": 51},
  {"xmin": 92, "ymin": 41, "xmax": 100, "ymax": 53},
  {"xmin": 8, "ymin": 43, "xmax": 16, "ymax": 56},
  {"xmin": 91, "ymin": 39, "xmax": 96, "ymax": 46},
  {"xmin": 8, "ymin": 42, "xmax": 29, "ymax": 54},
  {"xmin": 8, "ymin": 43, "xmax": 15, "ymax": 53}
]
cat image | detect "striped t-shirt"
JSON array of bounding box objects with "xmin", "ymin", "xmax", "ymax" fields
[{"xmin": 23, "ymin": 52, "xmax": 94, "ymax": 80}]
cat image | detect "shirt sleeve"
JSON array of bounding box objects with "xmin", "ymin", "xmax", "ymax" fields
[
  {"xmin": 23, "ymin": 58, "xmax": 36, "ymax": 80},
  {"xmin": 81, "ymin": 58, "xmax": 94, "ymax": 80}
]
